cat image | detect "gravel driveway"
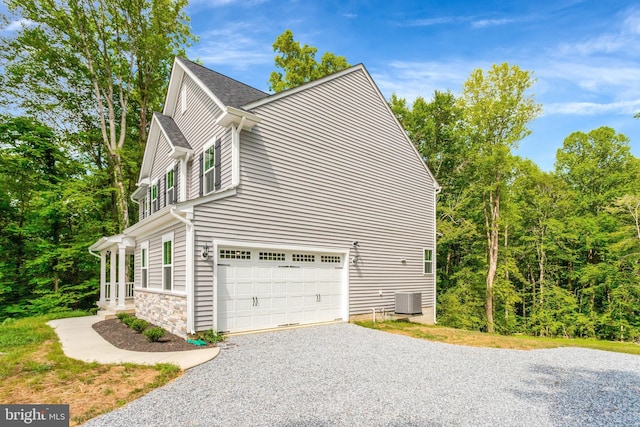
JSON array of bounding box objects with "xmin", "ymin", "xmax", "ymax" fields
[{"xmin": 83, "ymin": 323, "xmax": 640, "ymax": 426}]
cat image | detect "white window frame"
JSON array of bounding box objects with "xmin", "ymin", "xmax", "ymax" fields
[
  {"xmin": 203, "ymin": 140, "xmax": 216, "ymax": 195},
  {"xmin": 140, "ymin": 241, "xmax": 149, "ymax": 288},
  {"xmin": 162, "ymin": 232, "xmax": 174, "ymax": 291},
  {"xmin": 423, "ymin": 248, "xmax": 434, "ymax": 274},
  {"xmin": 166, "ymin": 164, "xmax": 176, "ymax": 204},
  {"xmin": 151, "ymin": 180, "xmax": 159, "ymax": 212},
  {"xmin": 181, "ymin": 85, "xmax": 187, "ymax": 114}
]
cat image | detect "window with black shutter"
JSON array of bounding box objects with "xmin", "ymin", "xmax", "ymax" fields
[
  {"xmin": 203, "ymin": 142, "xmax": 216, "ymax": 194},
  {"xmin": 166, "ymin": 168, "xmax": 175, "ymax": 204},
  {"xmin": 151, "ymin": 182, "xmax": 158, "ymax": 212}
]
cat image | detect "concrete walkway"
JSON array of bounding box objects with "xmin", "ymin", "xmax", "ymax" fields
[{"xmin": 47, "ymin": 315, "xmax": 219, "ymax": 370}]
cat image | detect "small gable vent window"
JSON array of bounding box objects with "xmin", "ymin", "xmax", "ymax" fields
[
  {"xmin": 292, "ymin": 254, "xmax": 315, "ymax": 262},
  {"xmin": 220, "ymin": 249, "xmax": 251, "ymax": 260},
  {"xmin": 423, "ymin": 249, "xmax": 433, "ymax": 274},
  {"xmin": 321, "ymin": 255, "xmax": 341, "ymax": 263},
  {"xmin": 259, "ymin": 252, "xmax": 286, "ymax": 261}
]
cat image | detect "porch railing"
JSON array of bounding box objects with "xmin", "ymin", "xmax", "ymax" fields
[{"xmin": 105, "ymin": 282, "xmax": 135, "ymax": 300}]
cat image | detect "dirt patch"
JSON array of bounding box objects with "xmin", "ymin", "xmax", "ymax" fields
[{"xmin": 92, "ymin": 318, "xmax": 215, "ymax": 352}]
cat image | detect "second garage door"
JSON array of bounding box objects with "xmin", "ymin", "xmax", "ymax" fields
[{"xmin": 216, "ymin": 247, "xmax": 346, "ymax": 333}]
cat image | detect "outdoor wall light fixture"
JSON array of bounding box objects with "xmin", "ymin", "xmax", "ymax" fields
[{"xmin": 201, "ymin": 243, "xmax": 209, "ymax": 260}]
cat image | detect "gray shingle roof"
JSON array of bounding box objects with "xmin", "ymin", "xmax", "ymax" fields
[
  {"xmin": 179, "ymin": 58, "xmax": 269, "ymax": 108},
  {"xmin": 154, "ymin": 112, "xmax": 192, "ymax": 150}
]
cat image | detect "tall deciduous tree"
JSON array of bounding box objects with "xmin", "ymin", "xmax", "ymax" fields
[
  {"xmin": 1, "ymin": 0, "xmax": 194, "ymax": 230},
  {"xmin": 269, "ymin": 29, "xmax": 350, "ymax": 93},
  {"xmin": 458, "ymin": 63, "xmax": 541, "ymax": 332}
]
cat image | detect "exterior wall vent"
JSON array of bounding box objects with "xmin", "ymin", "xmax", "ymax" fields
[{"xmin": 395, "ymin": 292, "xmax": 422, "ymax": 315}]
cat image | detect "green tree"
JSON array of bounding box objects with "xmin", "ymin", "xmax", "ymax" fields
[
  {"xmin": 1, "ymin": 0, "xmax": 195, "ymax": 230},
  {"xmin": 269, "ymin": 29, "xmax": 350, "ymax": 93},
  {"xmin": 458, "ymin": 63, "xmax": 542, "ymax": 332}
]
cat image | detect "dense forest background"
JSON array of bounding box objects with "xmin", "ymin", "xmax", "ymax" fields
[{"xmin": 2, "ymin": 1, "xmax": 640, "ymax": 342}]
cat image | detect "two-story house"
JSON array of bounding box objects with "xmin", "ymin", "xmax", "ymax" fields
[{"xmin": 89, "ymin": 57, "xmax": 440, "ymax": 337}]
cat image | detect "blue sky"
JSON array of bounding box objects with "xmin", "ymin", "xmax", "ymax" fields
[
  {"xmin": 185, "ymin": 0, "xmax": 640, "ymax": 171},
  {"xmin": 2, "ymin": 0, "xmax": 640, "ymax": 171}
]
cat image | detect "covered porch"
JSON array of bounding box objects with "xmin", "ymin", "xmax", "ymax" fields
[{"xmin": 89, "ymin": 234, "xmax": 136, "ymax": 314}]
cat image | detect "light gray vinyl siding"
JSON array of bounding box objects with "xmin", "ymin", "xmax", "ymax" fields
[
  {"xmin": 149, "ymin": 133, "xmax": 178, "ymax": 210},
  {"xmin": 191, "ymin": 68, "xmax": 436, "ymax": 330},
  {"xmin": 172, "ymin": 74, "xmax": 231, "ymax": 200},
  {"xmin": 135, "ymin": 224, "xmax": 186, "ymax": 293}
]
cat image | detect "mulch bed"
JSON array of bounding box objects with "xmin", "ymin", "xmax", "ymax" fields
[{"xmin": 92, "ymin": 318, "xmax": 216, "ymax": 352}]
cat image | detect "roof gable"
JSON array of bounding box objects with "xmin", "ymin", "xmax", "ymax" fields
[
  {"xmin": 178, "ymin": 58, "xmax": 268, "ymax": 108},
  {"xmin": 244, "ymin": 64, "xmax": 440, "ymax": 190}
]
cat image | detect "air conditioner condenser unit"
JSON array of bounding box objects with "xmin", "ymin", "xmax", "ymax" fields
[{"xmin": 395, "ymin": 292, "xmax": 422, "ymax": 315}]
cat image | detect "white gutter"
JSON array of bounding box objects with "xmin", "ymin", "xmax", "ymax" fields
[
  {"xmin": 170, "ymin": 207, "xmax": 195, "ymax": 335},
  {"xmin": 88, "ymin": 248, "xmax": 101, "ymax": 259}
]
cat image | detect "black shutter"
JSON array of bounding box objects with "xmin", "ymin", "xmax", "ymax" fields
[
  {"xmin": 198, "ymin": 152, "xmax": 204, "ymax": 197},
  {"xmin": 149, "ymin": 186, "xmax": 153, "ymax": 214},
  {"xmin": 214, "ymin": 139, "xmax": 221, "ymax": 191},
  {"xmin": 174, "ymin": 163, "xmax": 179, "ymax": 203}
]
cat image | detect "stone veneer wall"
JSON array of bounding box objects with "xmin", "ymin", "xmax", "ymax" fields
[{"xmin": 135, "ymin": 290, "xmax": 187, "ymax": 337}]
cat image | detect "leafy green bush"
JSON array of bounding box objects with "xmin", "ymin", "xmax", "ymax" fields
[
  {"xmin": 122, "ymin": 315, "xmax": 137, "ymax": 327},
  {"xmin": 201, "ymin": 329, "xmax": 224, "ymax": 344},
  {"xmin": 143, "ymin": 327, "xmax": 165, "ymax": 342},
  {"xmin": 130, "ymin": 319, "xmax": 149, "ymax": 333},
  {"xmin": 116, "ymin": 312, "xmax": 132, "ymax": 322}
]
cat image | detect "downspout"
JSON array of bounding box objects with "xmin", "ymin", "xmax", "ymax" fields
[
  {"xmin": 170, "ymin": 207, "xmax": 195, "ymax": 335},
  {"xmin": 231, "ymin": 116, "xmax": 247, "ymax": 187},
  {"xmin": 433, "ymin": 184, "xmax": 442, "ymax": 324}
]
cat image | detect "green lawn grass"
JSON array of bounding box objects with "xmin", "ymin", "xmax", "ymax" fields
[
  {"xmin": 0, "ymin": 312, "xmax": 181, "ymax": 426},
  {"xmin": 356, "ymin": 320, "xmax": 640, "ymax": 355}
]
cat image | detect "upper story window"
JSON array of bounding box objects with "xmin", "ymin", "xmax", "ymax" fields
[
  {"xmin": 423, "ymin": 249, "xmax": 433, "ymax": 274},
  {"xmin": 166, "ymin": 167, "xmax": 175, "ymax": 204},
  {"xmin": 151, "ymin": 181, "xmax": 159, "ymax": 212},
  {"xmin": 200, "ymin": 138, "xmax": 221, "ymax": 196},
  {"xmin": 204, "ymin": 144, "xmax": 215, "ymax": 194}
]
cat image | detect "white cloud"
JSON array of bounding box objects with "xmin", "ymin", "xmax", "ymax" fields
[
  {"xmin": 545, "ymin": 100, "xmax": 640, "ymax": 116},
  {"xmin": 343, "ymin": 13, "xmax": 357, "ymax": 19},
  {"xmin": 189, "ymin": 21, "xmax": 272, "ymax": 69},
  {"xmin": 555, "ymin": 8, "xmax": 640, "ymax": 56},
  {"xmin": 2, "ymin": 18, "xmax": 33, "ymax": 32},
  {"xmin": 471, "ymin": 18, "xmax": 513, "ymax": 28},
  {"xmin": 405, "ymin": 17, "xmax": 457, "ymax": 27},
  {"xmin": 371, "ymin": 60, "xmax": 479, "ymax": 101}
]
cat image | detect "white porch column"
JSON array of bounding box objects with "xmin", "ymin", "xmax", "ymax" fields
[
  {"xmin": 117, "ymin": 243, "xmax": 126, "ymax": 309},
  {"xmin": 99, "ymin": 251, "xmax": 106, "ymax": 305},
  {"xmin": 109, "ymin": 248, "xmax": 117, "ymax": 307}
]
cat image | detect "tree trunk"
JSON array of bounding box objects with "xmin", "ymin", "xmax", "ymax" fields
[
  {"xmin": 112, "ymin": 153, "xmax": 129, "ymax": 230},
  {"xmin": 485, "ymin": 188, "xmax": 499, "ymax": 333}
]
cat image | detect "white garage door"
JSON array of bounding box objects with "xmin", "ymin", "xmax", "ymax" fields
[{"xmin": 216, "ymin": 247, "xmax": 345, "ymax": 333}]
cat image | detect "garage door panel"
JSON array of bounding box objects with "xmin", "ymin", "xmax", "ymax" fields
[{"xmin": 217, "ymin": 247, "xmax": 345, "ymax": 333}]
